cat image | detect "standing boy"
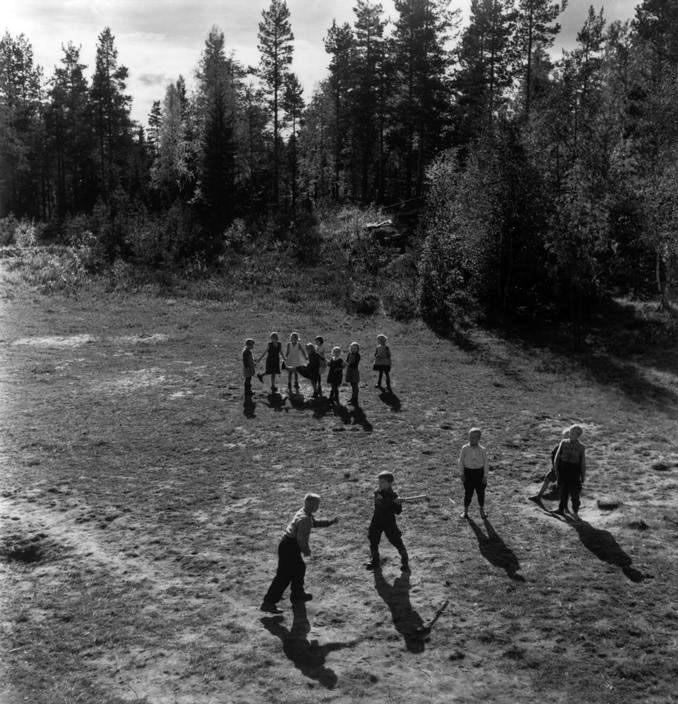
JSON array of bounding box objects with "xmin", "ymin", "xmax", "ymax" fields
[
  {"xmin": 366, "ymin": 471, "xmax": 410, "ymax": 572},
  {"xmin": 459, "ymin": 427, "xmax": 489, "ymax": 519},
  {"xmin": 553, "ymin": 425, "xmax": 586, "ymax": 517},
  {"xmin": 242, "ymin": 338, "xmax": 256, "ymax": 397},
  {"xmin": 261, "ymin": 493, "xmax": 338, "ymax": 614}
]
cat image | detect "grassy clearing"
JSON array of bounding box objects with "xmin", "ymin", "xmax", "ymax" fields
[{"xmin": 1, "ymin": 273, "xmax": 677, "ymax": 704}]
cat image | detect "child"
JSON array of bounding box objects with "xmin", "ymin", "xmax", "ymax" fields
[
  {"xmin": 261, "ymin": 493, "xmax": 338, "ymax": 614},
  {"xmin": 327, "ymin": 346, "xmax": 345, "ymax": 405},
  {"xmin": 373, "ymin": 334, "xmax": 392, "ymax": 391},
  {"xmin": 242, "ymin": 338, "xmax": 256, "ymax": 397},
  {"xmin": 366, "ymin": 471, "xmax": 409, "ymax": 572},
  {"xmin": 285, "ymin": 332, "xmax": 308, "ymax": 392},
  {"xmin": 459, "ymin": 427, "xmax": 489, "ymax": 519},
  {"xmin": 553, "ymin": 425, "xmax": 586, "ymax": 517},
  {"xmin": 345, "ymin": 341, "xmax": 361, "ymax": 406},
  {"xmin": 315, "ymin": 336, "xmax": 327, "ymax": 395},
  {"xmin": 257, "ymin": 332, "xmax": 284, "ymax": 392},
  {"xmin": 530, "ymin": 428, "xmax": 569, "ymax": 502},
  {"xmin": 304, "ymin": 342, "xmax": 322, "ymax": 398}
]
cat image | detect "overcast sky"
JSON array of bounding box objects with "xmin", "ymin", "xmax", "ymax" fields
[{"xmin": 2, "ymin": 0, "xmax": 640, "ymax": 125}]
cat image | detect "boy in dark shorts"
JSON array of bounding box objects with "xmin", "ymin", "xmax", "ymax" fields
[
  {"xmin": 459, "ymin": 427, "xmax": 489, "ymax": 519},
  {"xmin": 366, "ymin": 471, "xmax": 410, "ymax": 572},
  {"xmin": 261, "ymin": 493, "xmax": 338, "ymax": 614}
]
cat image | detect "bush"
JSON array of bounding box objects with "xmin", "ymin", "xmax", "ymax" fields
[
  {"xmin": 223, "ymin": 218, "xmax": 250, "ymax": 253},
  {"xmin": 20, "ymin": 248, "xmax": 88, "ymax": 293},
  {"xmin": 0, "ymin": 215, "xmax": 19, "ymax": 245}
]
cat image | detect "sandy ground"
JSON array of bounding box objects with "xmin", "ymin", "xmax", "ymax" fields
[{"xmin": 1, "ymin": 275, "xmax": 677, "ymax": 704}]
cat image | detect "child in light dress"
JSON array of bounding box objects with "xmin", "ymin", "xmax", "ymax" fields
[{"xmin": 285, "ymin": 332, "xmax": 308, "ymax": 392}]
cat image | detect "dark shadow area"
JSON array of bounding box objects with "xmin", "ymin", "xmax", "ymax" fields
[
  {"xmin": 378, "ymin": 389, "xmax": 402, "ymax": 412},
  {"xmin": 260, "ymin": 603, "xmax": 357, "ymax": 689},
  {"xmin": 488, "ymin": 299, "xmax": 678, "ymax": 414},
  {"xmin": 372, "ymin": 568, "xmax": 446, "ymax": 653},
  {"xmin": 262, "ymin": 391, "xmax": 288, "ymax": 412},
  {"xmin": 564, "ymin": 515, "xmax": 646, "ymax": 583},
  {"xmin": 467, "ymin": 518, "xmax": 525, "ymax": 582},
  {"xmin": 243, "ymin": 396, "xmax": 256, "ymax": 418},
  {"xmin": 349, "ymin": 404, "xmax": 373, "ymax": 432}
]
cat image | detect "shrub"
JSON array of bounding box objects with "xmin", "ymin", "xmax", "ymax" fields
[
  {"xmin": 0, "ymin": 215, "xmax": 18, "ymax": 245},
  {"xmin": 223, "ymin": 218, "xmax": 250, "ymax": 253}
]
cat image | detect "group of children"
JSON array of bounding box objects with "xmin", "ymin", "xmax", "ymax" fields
[
  {"xmin": 260, "ymin": 425, "xmax": 588, "ymax": 614},
  {"xmin": 242, "ymin": 331, "xmax": 393, "ymax": 406}
]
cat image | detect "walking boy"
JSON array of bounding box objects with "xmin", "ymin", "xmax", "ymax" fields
[
  {"xmin": 459, "ymin": 427, "xmax": 489, "ymax": 519},
  {"xmin": 261, "ymin": 493, "xmax": 338, "ymax": 614},
  {"xmin": 366, "ymin": 471, "xmax": 410, "ymax": 572},
  {"xmin": 242, "ymin": 338, "xmax": 256, "ymax": 397}
]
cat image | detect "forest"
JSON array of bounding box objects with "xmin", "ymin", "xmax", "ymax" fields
[{"xmin": 1, "ymin": 0, "xmax": 678, "ymax": 329}]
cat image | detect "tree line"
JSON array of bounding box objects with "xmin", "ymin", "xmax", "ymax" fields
[{"xmin": 1, "ymin": 0, "xmax": 677, "ymax": 319}]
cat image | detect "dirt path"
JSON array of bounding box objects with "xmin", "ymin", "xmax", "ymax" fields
[{"xmin": 1, "ymin": 280, "xmax": 678, "ymax": 703}]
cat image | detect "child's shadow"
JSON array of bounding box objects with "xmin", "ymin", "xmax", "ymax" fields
[
  {"xmin": 260, "ymin": 603, "xmax": 357, "ymax": 689},
  {"xmin": 332, "ymin": 402, "xmax": 373, "ymax": 432},
  {"xmin": 373, "ymin": 568, "xmax": 437, "ymax": 653},
  {"xmin": 378, "ymin": 389, "xmax": 402, "ymax": 412},
  {"xmin": 467, "ymin": 518, "xmax": 525, "ymax": 582},
  {"xmin": 243, "ymin": 396, "xmax": 256, "ymax": 418},
  {"xmin": 262, "ymin": 391, "xmax": 288, "ymax": 413},
  {"xmin": 564, "ymin": 515, "xmax": 646, "ymax": 582}
]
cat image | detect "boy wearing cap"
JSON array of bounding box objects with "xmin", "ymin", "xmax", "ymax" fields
[
  {"xmin": 459, "ymin": 427, "xmax": 489, "ymax": 519},
  {"xmin": 366, "ymin": 471, "xmax": 410, "ymax": 572},
  {"xmin": 261, "ymin": 493, "xmax": 338, "ymax": 614}
]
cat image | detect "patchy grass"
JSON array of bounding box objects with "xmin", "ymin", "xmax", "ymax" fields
[{"xmin": 1, "ymin": 271, "xmax": 678, "ymax": 704}]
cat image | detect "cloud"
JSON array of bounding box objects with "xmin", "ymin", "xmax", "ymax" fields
[{"xmin": 137, "ymin": 72, "xmax": 167, "ymax": 86}]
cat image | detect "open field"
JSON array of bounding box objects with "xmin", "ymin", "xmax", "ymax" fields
[{"xmin": 1, "ymin": 272, "xmax": 678, "ymax": 704}]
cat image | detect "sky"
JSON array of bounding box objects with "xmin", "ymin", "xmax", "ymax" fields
[{"xmin": 2, "ymin": 0, "xmax": 640, "ymax": 125}]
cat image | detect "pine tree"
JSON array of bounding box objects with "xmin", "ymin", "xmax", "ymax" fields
[
  {"xmin": 282, "ymin": 72, "xmax": 304, "ymax": 210},
  {"xmin": 195, "ymin": 26, "xmax": 238, "ymax": 256},
  {"xmin": 323, "ymin": 20, "xmax": 354, "ymax": 201},
  {"xmin": 352, "ymin": 0, "xmax": 389, "ymax": 202},
  {"xmin": 453, "ymin": 0, "xmax": 516, "ymax": 147},
  {"xmin": 0, "ymin": 31, "xmax": 44, "ymax": 218},
  {"xmin": 257, "ymin": 0, "xmax": 294, "ymax": 208},
  {"xmin": 89, "ymin": 27, "xmax": 133, "ymax": 201},
  {"xmin": 514, "ymin": 0, "xmax": 566, "ymax": 118},
  {"xmin": 389, "ymin": 0, "xmax": 456, "ymax": 198},
  {"xmin": 46, "ymin": 42, "xmax": 95, "ymax": 217}
]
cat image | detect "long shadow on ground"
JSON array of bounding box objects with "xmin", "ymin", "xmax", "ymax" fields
[
  {"xmin": 541, "ymin": 508, "xmax": 647, "ymax": 583},
  {"xmin": 467, "ymin": 518, "xmax": 525, "ymax": 582},
  {"xmin": 564, "ymin": 515, "xmax": 646, "ymax": 583},
  {"xmin": 378, "ymin": 389, "xmax": 402, "ymax": 412},
  {"xmin": 243, "ymin": 397, "xmax": 256, "ymax": 418},
  {"xmin": 261, "ymin": 603, "xmax": 357, "ymax": 689},
  {"xmin": 372, "ymin": 568, "xmax": 447, "ymax": 652}
]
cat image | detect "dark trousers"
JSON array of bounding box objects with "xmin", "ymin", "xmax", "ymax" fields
[
  {"xmin": 350, "ymin": 382, "xmax": 359, "ymax": 403},
  {"xmin": 263, "ymin": 537, "xmax": 306, "ymax": 604},
  {"xmin": 463, "ymin": 467, "xmax": 486, "ymax": 507},
  {"xmin": 329, "ymin": 383, "xmax": 340, "ymax": 403},
  {"xmin": 368, "ymin": 520, "xmax": 408, "ymax": 565},
  {"xmin": 244, "ymin": 376, "xmax": 252, "ymax": 395},
  {"xmin": 558, "ymin": 462, "xmax": 582, "ymax": 512},
  {"xmin": 376, "ymin": 369, "xmax": 390, "ymax": 388}
]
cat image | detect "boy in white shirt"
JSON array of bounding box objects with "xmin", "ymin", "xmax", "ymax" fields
[{"xmin": 458, "ymin": 427, "xmax": 489, "ymax": 519}]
